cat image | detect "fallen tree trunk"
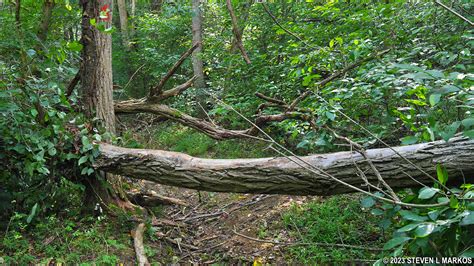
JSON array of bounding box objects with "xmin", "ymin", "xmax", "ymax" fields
[{"xmin": 95, "ymin": 137, "xmax": 474, "ymax": 196}]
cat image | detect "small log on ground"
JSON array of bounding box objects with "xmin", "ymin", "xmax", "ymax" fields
[{"xmin": 132, "ymin": 223, "xmax": 150, "ymax": 266}]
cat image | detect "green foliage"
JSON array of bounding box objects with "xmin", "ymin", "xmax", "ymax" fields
[
  {"xmin": 123, "ymin": 123, "xmax": 272, "ymax": 158},
  {"xmin": 282, "ymin": 195, "xmax": 385, "ymax": 263},
  {"xmin": 362, "ymin": 176, "xmax": 474, "ymax": 262},
  {"xmin": 1, "ymin": 214, "xmax": 132, "ymax": 264},
  {"xmin": 0, "ymin": 67, "xmax": 107, "ymax": 228}
]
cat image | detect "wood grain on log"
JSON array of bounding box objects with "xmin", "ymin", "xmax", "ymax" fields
[{"xmin": 95, "ymin": 137, "xmax": 474, "ymax": 196}]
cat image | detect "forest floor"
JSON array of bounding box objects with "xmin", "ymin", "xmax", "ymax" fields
[{"xmin": 133, "ymin": 180, "xmax": 313, "ymax": 264}]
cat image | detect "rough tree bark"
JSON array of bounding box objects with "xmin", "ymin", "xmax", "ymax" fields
[
  {"xmin": 116, "ymin": 0, "xmax": 129, "ymax": 48},
  {"xmin": 80, "ymin": 0, "xmax": 115, "ymax": 133},
  {"xmin": 95, "ymin": 137, "xmax": 474, "ymax": 196},
  {"xmin": 80, "ymin": 0, "xmax": 131, "ymax": 208},
  {"xmin": 37, "ymin": 0, "xmax": 55, "ymax": 42},
  {"xmin": 151, "ymin": 0, "xmax": 163, "ymax": 13},
  {"xmin": 226, "ymin": 0, "xmax": 251, "ymax": 64},
  {"xmin": 191, "ymin": 0, "xmax": 207, "ymax": 117},
  {"xmin": 230, "ymin": 1, "xmax": 253, "ymax": 53},
  {"xmin": 15, "ymin": 0, "xmax": 20, "ymax": 26}
]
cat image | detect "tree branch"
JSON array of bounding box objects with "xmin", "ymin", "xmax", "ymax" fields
[
  {"xmin": 288, "ymin": 49, "xmax": 390, "ymax": 110},
  {"xmin": 226, "ymin": 0, "xmax": 251, "ymax": 64},
  {"xmin": 149, "ymin": 43, "xmax": 199, "ymax": 97}
]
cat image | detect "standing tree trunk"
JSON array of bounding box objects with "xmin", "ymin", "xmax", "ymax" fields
[
  {"xmin": 151, "ymin": 0, "xmax": 163, "ymax": 13},
  {"xmin": 79, "ymin": 0, "xmax": 132, "ymax": 209},
  {"xmin": 80, "ymin": 0, "xmax": 115, "ymax": 133},
  {"xmin": 230, "ymin": 0, "xmax": 253, "ymax": 53},
  {"xmin": 191, "ymin": 0, "xmax": 207, "ymax": 117},
  {"xmin": 37, "ymin": 0, "xmax": 55, "ymax": 43},
  {"xmin": 14, "ymin": 0, "xmax": 20, "ymax": 26},
  {"xmin": 116, "ymin": 0, "xmax": 129, "ymax": 48}
]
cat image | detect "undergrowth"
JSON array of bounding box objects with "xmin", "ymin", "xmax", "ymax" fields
[{"xmin": 282, "ymin": 195, "xmax": 386, "ymax": 264}]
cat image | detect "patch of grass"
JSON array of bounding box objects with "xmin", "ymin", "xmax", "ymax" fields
[
  {"xmin": 126, "ymin": 122, "xmax": 273, "ymax": 158},
  {"xmin": 282, "ymin": 195, "xmax": 385, "ymax": 264},
  {"xmin": 1, "ymin": 214, "xmax": 134, "ymax": 264}
]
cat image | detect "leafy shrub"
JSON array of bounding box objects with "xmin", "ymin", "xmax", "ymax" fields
[
  {"xmin": 0, "ymin": 72, "xmax": 105, "ymax": 227},
  {"xmin": 359, "ymin": 168, "xmax": 474, "ymax": 262}
]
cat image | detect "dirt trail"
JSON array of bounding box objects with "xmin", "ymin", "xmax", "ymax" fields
[{"xmin": 133, "ymin": 180, "xmax": 313, "ymax": 264}]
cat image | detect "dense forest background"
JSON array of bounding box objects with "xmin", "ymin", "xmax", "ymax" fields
[{"xmin": 1, "ymin": 0, "xmax": 473, "ymax": 264}]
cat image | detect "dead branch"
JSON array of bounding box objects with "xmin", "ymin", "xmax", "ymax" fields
[
  {"xmin": 232, "ymin": 227, "xmax": 383, "ymax": 251},
  {"xmin": 288, "ymin": 49, "xmax": 390, "ymax": 110},
  {"xmin": 156, "ymin": 232, "xmax": 199, "ymax": 251},
  {"xmin": 133, "ymin": 223, "xmax": 150, "ymax": 266},
  {"xmin": 128, "ymin": 190, "xmax": 189, "ymax": 207},
  {"xmin": 149, "ymin": 76, "xmax": 196, "ymax": 102},
  {"xmin": 434, "ymin": 1, "xmax": 474, "ymax": 26},
  {"xmin": 114, "ymin": 99, "xmax": 311, "ymax": 140},
  {"xmin": 150, "ymin": 43, "xmax": 199, "ymax": 97},
  {"xmin": 255, "ymin": 92, "xmax": 287, "ymax": 106},
  {"xmin": 329, "ymin": 128, "xmax": 401, "ymax": 202},
  {"xmin": 66, "ymin": 70, "xmax": 81, "ymax": 97},
  {"xmin": 226, "ymin": 0, "xmax": 251, "ymax": 64},
  {"xmin": 261, "ymin": 3, "xmax": 313, "ymax": 48}
]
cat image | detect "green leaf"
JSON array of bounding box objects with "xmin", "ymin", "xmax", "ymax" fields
[
  {"xmin": 436, "ymin": 164, "xmax": 448, "ymax": 185},
  {"xmin": 397, "ymin": 223, "xmax": 419, "ymax": 232},
  {"xmin": 325, "ymin": 111, "xmax": 335, "ymax": 121},
  {"xmin": 27, "ymin": 203, "xmax": 39, "ymax": 223},
  {"xmin": 418, "ymin": 187, "xmax": 439, "ymax": 199},
  {"xmin": 361, "ymin": 196, "xmax": 375, "ymax": 208},
  {"xmin": 48, "ymin": 147, "xmax": 57, "ymax": 156},
  {"xmin": 464, "ymin": 130, "xmax": 474, "ymax": 139},
  {"xmin": 400, "ymin": 136, "xmax": 418, "ymax": 145},
  {"xmin": 429, "ymin": 94, "xmax": 441, "ymax": 106},
  {"xmin": 440, "ymin": 121, "xmax": 461, "ymax": 141},
  {"xmin": 371, "ymin": 209, "xmax": 384, "ymax": 216},
  {"xmin": 460, "ymin": 211, "xmax": 473, "ymax": 226},
  {"xmin": 460, "ymin": 247, "xmax": 474, "ymax": 258},
  {"xmin": 78, "ymin": 156, "xmax": 88, "ymax": 166},
  {"xmin": 462, "ymin": 118, "xmax": 474, "ymax": 128},
  {"xmin": 30, "ymin": 108, "xmax": 38, "ymax": 117},
  {"xmin": 383, "ymin": 237, "xmax": 411, "ymax": 250},
  {"xmin": 399, "ymin": 210, "xmax": 428, "ymax": 222},
  {"xmin": 450, "ymin": 196, "xmax": 459, "ymax": 209},
  {"xmin": 414, "ymin": 223, "xmax": 435, "ymax": 237}
]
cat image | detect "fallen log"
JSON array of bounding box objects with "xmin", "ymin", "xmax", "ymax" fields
[{"xmin": 95, "ymin": 137, "xmax": 474, "ymax": 196}]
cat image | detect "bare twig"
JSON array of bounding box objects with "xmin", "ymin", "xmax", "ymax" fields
[
  {"xmin": 434, "ymin": 1, "xmax": 474, "ymax": 26},
  {"xmin": 150, "ymin": 43, "xmax": 199, "ymax": 97},
  {"xmin": 329, "ymin": 129, "xmax": 400, "ymax": 202},
  {"xmin": 261, "ymin": 3, "xmax": 314, "ymax": 48},
  {"xmin": 232, "ymin": 227, "xmax": 383, "ymax": 251},
  {"xmin": 226, "ymin": 0, "xmax": 251, "ymax": 64},
  {"xmin": 288, "ymin": 49, "xmax": 390, "ymax": 110}
]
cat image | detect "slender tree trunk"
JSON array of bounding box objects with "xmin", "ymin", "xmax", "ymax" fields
[
  {"xmin": 37, "ymin": 0, "xmax": 55, "ymax": 43},
  {"xmin": 151, "ymin": 0, "xmax": 163, "ymax": 13},
  {"xmin": 80, "ymin": 0, "xmax": 132, "ymax": 209},
  {"xmin": 14, "ymin": 0, "xmax": 20, "ymax": 26},
  {"xmin": 191, "ymin": 0, "xmax": 207, "ymax": 117},
  {"xmin": 96, "ymin": 137, "xmax": 474, "ymax": 196},
  {"xmin": 130, "ymin": 0, "xmax": 135, "ymax": 17},
  {"xmin": 230, "ymin": 0, "xmax": 253, "ymax": 53},
  {"xmin": 116, "ymin": 0, "xmax": 129, "ymax": 48}
]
